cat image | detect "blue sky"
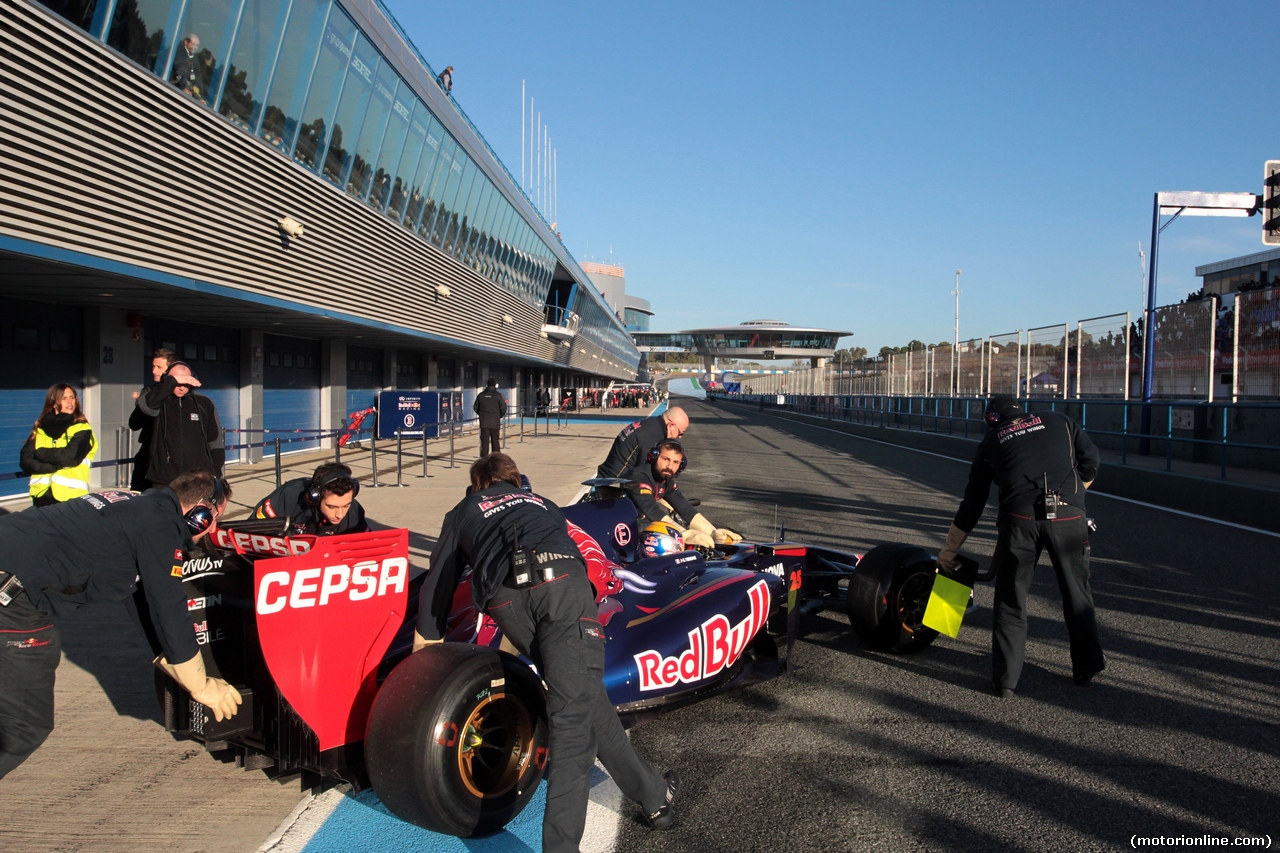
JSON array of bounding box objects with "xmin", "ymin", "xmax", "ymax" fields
[{"xmin": 386, "ymin": 1, "xmax": 1275, "ymax": 353}]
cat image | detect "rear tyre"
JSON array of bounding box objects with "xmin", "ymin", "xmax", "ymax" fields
[
  {"xmin": 365, "ymin": 644, "xmax": 549, "ymax": 837},
  {"xmin": 847, "ymin": 543, "xmax": 940, "ymax": 654}
]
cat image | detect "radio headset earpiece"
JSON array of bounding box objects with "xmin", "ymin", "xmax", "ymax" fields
[
  {"xmin": 306, "ymin": 465, "xmax": 359, "ymax": 505},
  {"xmin": 646, "ymin": 439, "xmax": 688, "ymax": 474},
  {"xmin": 184, "ymin": 477, "xmax": 227, "ymax": 536}
]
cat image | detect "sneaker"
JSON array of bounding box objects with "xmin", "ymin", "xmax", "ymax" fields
[{"xmin": 644, "ymin": 770, "xmax": 680, "ymax": 830}]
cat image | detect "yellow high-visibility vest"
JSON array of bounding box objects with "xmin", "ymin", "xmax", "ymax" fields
[{"xmin": 28, "ymin": 422, "xmax": 97, "ymax": 501}]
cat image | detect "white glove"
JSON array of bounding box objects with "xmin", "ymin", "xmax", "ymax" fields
[
  {"xmin": 659, "ymin": 515, "xmax": 687, "ymax": 534},
  {"xmin": 937, "ymin": 523, "xmax": 968, "ymax": 572},
  {"xmin": 683, "ymin": 529, "xmax": 715, "ymax": 548},
  {"xmin": 687, "ymin": 514, "xmax": 716, "ymax": 535},
  {"xmin": 157, "ymin": 653, "xmax": 242, "ymax": 722},
  {"xmin": 714, "ymin": 527, "xmax": 743, "ymax": 545},
  {"xmin": 412, "ymin": 630, "xmax": 444, "ymax": 653}
]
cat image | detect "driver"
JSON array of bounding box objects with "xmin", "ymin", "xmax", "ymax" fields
[
  {"xmin": 252, "ymin": 462, "xmax": 368, "ymax": 536},
  {"xmin": 620, "ymin": 439, "xmax": 742, "ymax": 549},
  {"xmin": 0, "ymin": 471, "xmax": 242, "ymax": 779}
]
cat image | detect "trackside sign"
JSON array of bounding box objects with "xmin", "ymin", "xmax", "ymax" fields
[{"xmin": 254, "ymin": 529, "xmax": 410, "ymax": 750}]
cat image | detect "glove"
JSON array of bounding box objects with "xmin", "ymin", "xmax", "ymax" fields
[
  {"xmin": 683, "ymin": 529, "xmax": 715, "ymax": 549},
  {"xmin": 659, "ymin": 515, "xmax": 687, "ymax": 534},
  {"xmin": 937, "ymin": 523, "xmax": 968, "ymax": 572},
  {"xmin": 412, "ymin": 630, "xmax": 444, "ymax": 653},
  {"xmin": 714, "ymin": 527, "xmax": 743, "ymax": 545},
  {"xmin": 687, "ymin": 514, "xmax": 716, "ymax": 536},
  {"xmin": 157, "ymin": 653, "xmax": 242, "ymax": 722}
]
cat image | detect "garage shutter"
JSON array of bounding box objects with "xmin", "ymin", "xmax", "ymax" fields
[
  {"xmin": 346, "ymin": 345, "xmax": 384, "ymax": 420},
  {"xmin": 263, "ymin": 335, "xmax": 320, "ymax": 456}
]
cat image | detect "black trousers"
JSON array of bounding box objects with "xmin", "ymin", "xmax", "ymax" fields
[
  {"xmin": 486, "ymin": 560, "xmax": 665, "ymax": 853},
  {"xmin": 991, "ymin": 514, "xmax": 1105, "ymax": 690},
  {"xmin": 479, "ymin": 427, "xmax": 501, "ymax": 457},
  {"xmin": 0, "ymin": 589, "xmax": 61, "ymax": 779}
]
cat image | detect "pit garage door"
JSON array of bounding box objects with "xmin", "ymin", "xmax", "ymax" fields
[
  {"xmin": 346, "ymin": 345, "xmax": 384, "ymax": 422},
  {"xmin": 263, "ymin": 334, "xmax": 320, "ymax": 456}
]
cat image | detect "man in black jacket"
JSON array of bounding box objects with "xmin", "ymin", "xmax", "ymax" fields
[
  {"xmin": 133, "ymin": 361, "xmax": 225, "ymax": 489},
  {"xmin": 0, "ymin": 471, "xmax": 241, "ymax": 779},
  {"xmin": 595, "ymin": 407, "xmax": 689, "ymax": 480},
  {"xmin": 129, "ymin": 348, "xmax": 177, "ymax": 491},
  {"xmin": 415, "ymin": 454, "xmax": 678, "ymax": 851},
  {"xmin": 252, "ymin": 462, "xmax": 368, "ymax": 536},
  {"xmin": 473, "ymin": 377, "xmax": 506, "ymax": 458},
  {"xmin": 620, "ymin": 439, "xmax": 740, "ymax": 549},
  {"xmin": 938, "ymin": 395, "xmax": 1105, "ymax": 697}
]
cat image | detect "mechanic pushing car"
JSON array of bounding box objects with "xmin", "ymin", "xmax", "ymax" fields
[
  {"xmin": 414, "ymin": 453, "xmax": 679, "ymax": 852},
  {"xmin": 937, "ymin": 394, "xmax": 1105, "ymax": 698},
  {"xmin": 595, "ymin": 406, "xmax": 689, "ymax": 480},
  {"xmin": 252, "ymin": 461, "xmax": 368, "ymax": 536},
  {"xmin": 0, "ymin": 471, "xmax": 242, "ymax": 779},
  {"xmin": 620, "ymin": 438, "xmax": 742, "ymax": 549}
]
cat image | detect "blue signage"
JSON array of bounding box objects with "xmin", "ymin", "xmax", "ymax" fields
[{"xmin": 378, "ymin": 391, "xmax": 434, "ymax": 438}]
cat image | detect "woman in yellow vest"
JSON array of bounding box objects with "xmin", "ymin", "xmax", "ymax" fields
[{"xmin": 19, "ymin": 384, "xmax": 97, "ymax": 507}]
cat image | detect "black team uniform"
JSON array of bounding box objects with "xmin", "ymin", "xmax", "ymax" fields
[
  {"xmin": 253, "ymin": 478, "xmax": 368, "ymax": 536},
  {"xmin": 620, "ymin": 462, "xmax": 696, "ymax": 524},
  {"xmin": 134, "ymin": 372, "xmax": 224, "ymax": 488},
  {"xmin": 952, "ymin": 403, "xmax": 1104, "ymax": 694},
  {"xmin": 473, "ymin": 383, "xmax": 506, "ymax": 457},
  {"xmin": 596, "ymin": 416, "xmax": 667, "ymax": 480},
  {"xmin": 0, "ymin": 490, "xmax": 200, "ymax": 778},
  {"xmin": 417, "ymin": 483, "xmax": 671, "ymax": 852}
]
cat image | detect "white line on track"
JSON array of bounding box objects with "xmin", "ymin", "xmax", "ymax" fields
[{"xmin": 754, "ymin": 409, "xmax": 1280, "ymax": 540}]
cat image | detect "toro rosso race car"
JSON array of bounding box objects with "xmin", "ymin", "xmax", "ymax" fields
[{"xmin": 154, "ymin": 489, "xmax": 955, "ymax": 837}]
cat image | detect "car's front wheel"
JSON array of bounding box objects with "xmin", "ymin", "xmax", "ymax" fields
[
  {"xmin": 365, "ymin": 643, "xmax": 549, "ymax": 837},
  {"xmin": 847, "ymin": 543, "xmax": 940, "ymax": 654}
]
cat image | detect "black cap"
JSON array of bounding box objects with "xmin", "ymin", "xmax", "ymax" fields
[{"xmin": 984, "ymin": 395, "xmax": 1020, "ymax": 425}]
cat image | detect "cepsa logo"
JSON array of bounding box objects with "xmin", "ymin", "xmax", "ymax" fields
[
  {"xmin": 256, "ymin": 557, "xmax": 408, "ymax": 614},
  {"xmin": 212, "ymin": 528, "xmax": 313, "ymax": 557},
  {"xmin": 634, "ymin": 580, "xmax": 770, "ymax": 692}
]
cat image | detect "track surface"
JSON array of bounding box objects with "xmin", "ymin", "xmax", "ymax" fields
[{"xmin": 608, "ymin": 400, "xmax": 1278, "ymax": 852}]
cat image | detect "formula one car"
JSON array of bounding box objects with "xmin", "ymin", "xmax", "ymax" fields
[{"xmin": 154, "ymin": 491, "xmax": 957, "ymax": 838}]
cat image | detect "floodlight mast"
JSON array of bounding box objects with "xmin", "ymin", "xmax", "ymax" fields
[{"xmin": 1139, "ymin": 190, "xmax": 1259, "ymax": 454}]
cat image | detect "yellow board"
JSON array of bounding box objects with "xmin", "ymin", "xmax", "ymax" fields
[{"xmin": 923, "ymin": 572, "xmax": 971, "ymax": 638}]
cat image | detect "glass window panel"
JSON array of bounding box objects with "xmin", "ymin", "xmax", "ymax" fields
[
  {"xmin": 258, "ymin": 0, "xmax": 329, "ymax": 152},
  {"xmin": 453, "ymin": 169, "xmax": 485, "ymax": 259},
  {"xmin": 171, "ymin": 0, "xmax": 240, "ymax": 107},
  {"xmin": 348, "ymin": 60, "xmax": 398, "ymax": 200},
  {"xmin": 416, "ymin": 134, "xmax": 453, "ymax": 236},
  {"xmin": 217, "ymin": 0, "xmax": 289, "ymax": 131},
  {"xmin": 469, "ymin": 183, "xmax": 498, "ymax": 267},
  {"xmin": 482, "ymin": 201, "xmax": 510, "ymax": 277},
  {"xmin": 321, "ymin": 32, "xmax": 378, "ymax": 187},
  {"xmin": 37, "ymin": 0, "xmax": 99, "ymax": 32},
  {"xmin": 429, "ymin": 150, "xmax": 465, "ymax": 245},
  {"xmin": 292, "ymin": 7, "xmax": 356, "ymax": 171},
  {"xmin": 445, "ymin": 160, "xmax": 477, "ymax": 254},
  {"xmin": 401, "ymin": 114, "xmax": 441, "ymax": 225},
  {"xmin": 371, "ymin": 86, "xmax": 415, "ymax": 214},
  {"xmin": 106, "ymin": 0, "xmax": 177, "ymax": 73}
]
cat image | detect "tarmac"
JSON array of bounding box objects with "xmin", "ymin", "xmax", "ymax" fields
[{"xmin": 0, "ymin": 412, "xmax": 642, "ymax": 853}]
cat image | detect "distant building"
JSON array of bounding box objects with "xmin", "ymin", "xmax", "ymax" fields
[
  {"xmin": 1196, "ymin": 248, "xmax": 1280, "ymax": 296},
  {"xmin": 580, "ymin": 261, "xmax": 654, "ymax": 332}
]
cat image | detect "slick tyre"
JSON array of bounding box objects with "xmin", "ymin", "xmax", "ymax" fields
[
  {"xmin": 365, "ymin": 643, "xmax": 549, "ymax": 837},
  {"xmin": 847, "ymin": 543, "xmax": 939, "ymax": 654}
]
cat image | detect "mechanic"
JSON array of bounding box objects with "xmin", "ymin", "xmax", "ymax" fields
[
  {"xmin": 620, "ymin": 439, "xmax": 742, "ymax": 549},
  {"xmin": 132, "ymin": 361, "xmax": 225, "ymax": 488},
  {"xmin": 414, "ymin": 453, "xmax": 679, "ymax": 851},
  {"xmin": 595, "ymin": 406, "xmax": 689, "ymax": 480},
  {"xmin": 937, "ymin": 394, "xmax": 1105, "ymax": 698},
  {"xmin": 252, "ymin": 462, "xmax": 368, "ymax": 536},
  {"xmin": 0, "ymin": 471, "xmax": 242, "ymax": 779}
]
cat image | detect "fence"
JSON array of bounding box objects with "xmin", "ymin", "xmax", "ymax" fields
[{"xmin": 804, "ymin": 289, "xmax": 1280, "ymax": 402}]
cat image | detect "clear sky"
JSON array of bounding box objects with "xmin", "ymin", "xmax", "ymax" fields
[{"xmin": 385, "ymin": 0, "xmax": 1276, "ymax": 354}]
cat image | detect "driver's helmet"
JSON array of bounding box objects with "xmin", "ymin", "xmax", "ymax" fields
[{"xmin": 639, "ymin": 521, "xmax": 684, "ymax": 559}]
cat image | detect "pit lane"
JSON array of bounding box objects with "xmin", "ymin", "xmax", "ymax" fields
[{"xmin": 263, "ymin": 399, "xmax": 1278, "ymax": 852}]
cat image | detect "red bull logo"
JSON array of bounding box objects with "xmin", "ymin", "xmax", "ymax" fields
[{"xmin": 633, "ymin": 580, "xmax": 770, "ymax": 691}]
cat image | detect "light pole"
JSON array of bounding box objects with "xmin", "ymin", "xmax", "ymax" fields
[{"xmin": 952, "ymin": 269, "xmax": 962, "ymax": 397}]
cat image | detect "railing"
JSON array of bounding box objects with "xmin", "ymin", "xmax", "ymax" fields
[{"xmin": 721, "ymin": 393, "xmax": 1280, "ymax": 481}]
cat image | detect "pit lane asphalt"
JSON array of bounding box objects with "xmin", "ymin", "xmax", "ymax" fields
[{"xmin": 607, "ymin": 400, "xmax": 1279, "ymax": 853}]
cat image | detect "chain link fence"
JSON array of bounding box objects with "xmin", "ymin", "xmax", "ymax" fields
[{"xmin": 1076, "ymin": 313, "xmax": 1131, "ymax": 398}]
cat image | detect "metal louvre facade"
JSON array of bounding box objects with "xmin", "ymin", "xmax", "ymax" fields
[{"xmin": 0, "ymin": 0, "xmax": 639, "ymax": 376}]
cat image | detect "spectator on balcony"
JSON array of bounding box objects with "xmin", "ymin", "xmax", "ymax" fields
[
  {"xmin": 171, "ymin": 34, "xmax": 202, "ymax": 98},
  {"xmin": 438, "ymin": 65, "xmax": 453, "ymax": 94}
]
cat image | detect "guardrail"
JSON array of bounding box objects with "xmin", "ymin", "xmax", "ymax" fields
[{"xmin": 719, "ymin": 393, "xmax": 1280, "ymax": 481}]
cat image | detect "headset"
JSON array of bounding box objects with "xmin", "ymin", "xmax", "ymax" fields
[
  {"xmin": 184, "ymin": 477, "xmax": 227, "ymax": 535},
  {"xmin": 646, "ymin": 439, "xmax": 688, "ymax": 474},
  {"xmin": 306, "ymin": 465, "xmax": 359, "ymax": 505}
]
